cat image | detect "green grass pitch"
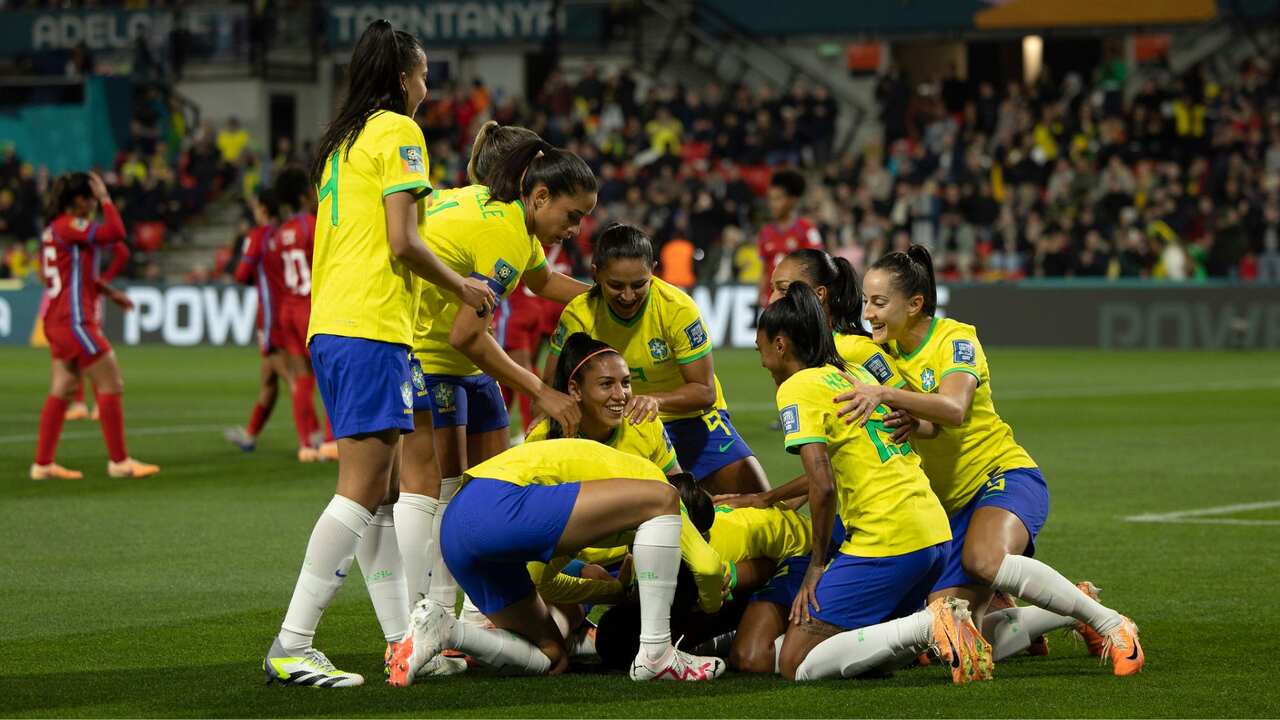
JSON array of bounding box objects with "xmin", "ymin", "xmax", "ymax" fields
[{"xmin": 1, "ymin": 345, "xmax": 1278, "ymax": 717}]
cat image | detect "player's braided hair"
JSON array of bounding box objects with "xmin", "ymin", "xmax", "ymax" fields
[
  {"xmin": 759, "ymin": 281, "xmax": 848, "ymax": 372},
  {"xmin": 547, "ymin": 332, "xmax": 621, "ymax": 440},
  {"xmin": 783, "ymin": 248, "xmax": 869, "ymax": 337},
  {"xmin": 871, "ymin": 244, "xmax": 937, "ymax": 317},
  {"xmin": 467, "ymin": 122, "xmax": 542, "ymax": 186},
  {"xmin": 309, "ymin": 19, "xmax": 424, "ymax": 185}
]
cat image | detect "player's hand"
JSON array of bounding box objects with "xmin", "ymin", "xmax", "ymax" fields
[
  {"xmin": 101, "ymin": 284, "xmax": 134, "ymax": 311},
  {"xmin": 883, "ymin": 409, "xmax": 918, "ymax": 443},
  {"xmin": 789, "ymin": 563, "xmax": 824, "ymax": 625},
  {"xmin": 712, "ymin": 492, "xmax": 769, "ymax": 510},
  {"xmin": 456, "ymin": 276, "xmax": 497, "ymax": 315},
  {"xmin": 536, "ymin": 386, "xmax": 581, "ymax": 437},
  {"xmin": 623, "ymin": 394, "xmax": 660, "ymax": 424},
  {"xmin": 88, "ymin": 172, "xmax": 111, "ymax": 202},
  {"xmin": 834, "ymin": 379, "xmax": 885, "ymax": 427}
]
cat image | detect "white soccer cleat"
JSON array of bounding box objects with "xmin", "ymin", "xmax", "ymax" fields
[
  {"xmin": 224, "ymin": 427, "xmax": 256, "ymax": 452},
  {"xmin": 417, "ymin": 654, "xmax": 469, "ymax": 677},
  {"xmin": 262, "ymin": 637, "xmax": 363, "ymax": 687},
  {"xmin": 629, "ymin": 645, "xmax": 726, "ymax": 682},
  {"xmin": 387, "ymin": 598, "xmax": 456, "ymax": 687}
]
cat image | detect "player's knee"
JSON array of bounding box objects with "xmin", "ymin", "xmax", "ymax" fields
[
  {"xmin": 644, "ymin": 482, "xmax": 680, "ymax": 516},
  {"xmin": 777, "ymin": 647, "xmax": 802, "ymax": 681},
  {"xmin": 540, "ymin": 641, "xmax": 569, "ymax": 675},
  {"xmin": 961, "ymin": 545, "xmax": 1006, "ymax": 586},
  {"xmin": 729, "ymin": 639, "xmax": 775, "ymax": 674}
]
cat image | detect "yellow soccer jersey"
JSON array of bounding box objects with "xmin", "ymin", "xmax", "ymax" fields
[
  {"xmin": 887, "ymin": 317, "xmax": 1036, "ymax": 516},
  {"xmin": 776, "ymin": 365, "xmax": 950, "ymax": 557},
  {"xmin": 309, "ymin": 111, "xmax": 431, "ymax": 346},
  {"xmin": 413, "ymin": 184, "xmax": 547, "ymax": 375},
  {"xmin": 465, "ymin": 439, "xmax": 725, "ymax": 612},
  {"xmin": 525, "ymin": 416, "xmax": 678, "ymax": 474},
  {"xmin": 549, "ymin": 278, "xmax": 726, "ymax": 421},
  {"xmin": 709, "ymin": 505, "xmax": 811, "ymax": 564},
  {"xmin": 835, "ymin": 333, "xmax": 907, "ymax": 388}
]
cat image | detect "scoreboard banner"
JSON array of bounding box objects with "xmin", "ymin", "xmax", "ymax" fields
[{"xmin": 4, "ymin": 282, "xmax": 1276, "ymax": 350}]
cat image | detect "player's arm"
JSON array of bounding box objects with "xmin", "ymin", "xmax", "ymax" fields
[
  {"xmin": 523, "ymin": 262, "xmax": 590, "ymax": 305},
  {"xmin": 449, "ymin": 305, "xmax": 580, "ymax": 434},
  {"xmin": 96, "ymin": 240, "xmax": 134, "ymax": 310},
  {"xmin": 88, "ymin": 173, "xmax": 126, "ymax": 244},
  {"xmin": 233, "ymin": 234, "xmax": 260, "ymax": 285},
  {"xmin": 679, "ymin": 513, "xmax": 728, "ymax": 614},
  {"xmin": 835, "ymin": 372, "xmax": 976, "ymax": 428},
  {"xmin": 528, "ymin": 559, "xmax": 626, "ymax": 605},
  {"xmin": 385, "ymin": 191, "xmax": 495, "ymax": 313},
  {"xmin": 632, "ymin": 354, "xmax": 716, "ymax": 422},
  {"xmin": 714, "ymin": 472, "xmax": 807, "ymax": 509},
  {"xmin": 791, "ymin": 442, "xmax": 835, "ymax": 624}
]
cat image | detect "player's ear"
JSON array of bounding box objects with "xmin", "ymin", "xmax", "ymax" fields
[
  {"xmin": 908, "ymin": 293, "xmax": 925, "ymax": 317},
  {"xmin": 567, "ymin": 378, "xmax": 582, "ymax": 402}
]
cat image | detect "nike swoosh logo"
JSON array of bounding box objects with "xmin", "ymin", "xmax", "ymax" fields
[
  {"xmin": 944, "ymin": 628, "xmax": 960, "ymax": 669},
  {"xmin": 1126, "ymin": 642, "xmax": 1139, "ymax": 661},
  {"xmin": 718, "ymin": 440, "xmax": 736, "ymax": 452},
  {"xmin": 335, "ymin": 569, "xmax": 347, "ymax": 578}
]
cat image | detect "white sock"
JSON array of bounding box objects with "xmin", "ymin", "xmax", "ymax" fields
[
  {"xmin": 460, "ymin": 594, "xmax": 488, "ymax": 627},
  {"xmin": 393, "ymin": 492, "xmax": 438, "ymax": 604},
  {"xmin": 632, "ymin": 514, "xmax": 683, "ymax": 662},
  {"xmin": 794, "ymin": 609, "xmax": 933, "ymax": 681},
  {"xmin": 451, "ymin": 617, "xmax": 552, "ymax": 674},
  {"xmin": 773, "ymin": 634, "xmax": 784, "ymax": 674},
  {"xmin": 356, "ymin": 504, "xmax": 410, "ymax": 643},
  {"xmin": 427, "ymin": 476, "xmax": 461, "ymax": 610},
  {"xmin": 982, "ymin": 606, "xmax": 1077, "ymax": 661},
  {"xmin": 548, "ymin": 604, "xmax": 573, "ymax": 638},
  {"xmin": 279, "ymin": 495, "xmax": 372, "ymax": 654},
  {"xmin": 991, "ymin": 555, "xmax": 1123, "ymax": 636}
]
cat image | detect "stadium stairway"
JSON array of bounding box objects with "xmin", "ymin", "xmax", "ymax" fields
[{"xmin": 157, "ymin": 196, "xmax": 243, "ymax": 281}]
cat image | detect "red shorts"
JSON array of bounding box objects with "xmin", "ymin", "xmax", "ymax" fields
[
  {"xmin": 538, "ymin": 297, "xmax": 565, "ymax": 337},
  {"xmin": 278, "ymin": 302, "xmax": 310, "ymax": 357},
  {"xmin": 45, "ymin": 320, "xmax": 111, "ymax": 369},
  {"xmin": 495, "ymin": 294, "xmax": 543, "ymax": 353}
]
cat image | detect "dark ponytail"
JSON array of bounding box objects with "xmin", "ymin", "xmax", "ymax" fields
[
  {"xmin": 45, "ymin": 172, "xmax": 92, "ymax": 222},
  {"xmin": 783, "ymin": 248, "xmax": 868, "ymax": 337},
  {"xmin": 588, "ymin": 224, "xmax": 654, "ymax": 298},
  {"xmin": 274, "ymin": 166, "xmax": 311, "ymax": 213},
  {"xmin": 758, "ymin": 281, "xmax": 847, "ymax": 372},
  {"xmin": 486, "ymin": 136, "xmax": 598, "ymax": 205},
  {"xmin": 670, "ymin": 472, "xmax": 714, "ymax": 534},
  {"xmin": 468, "ymin": 121, "xmax": 543, "ymax": 186},
  {"xmin": 309, "ymin": 20, "xmax": 425, "ymax": 184},
  {"xmin": 870, "ymin": 244, "xmax": 937, "ymax": 317},
  {"xmin": 548, "ymin": 332, "xmax": 621, "ymax": 439}
]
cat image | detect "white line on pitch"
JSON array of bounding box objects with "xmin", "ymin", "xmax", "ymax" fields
[
  {"xmin": 0, "ymin": 423, "xmax": 227, "ymax": 445},
  {"xmin": 1124, "ymin": 500, "xmax": 1280, "ymax": 525}
]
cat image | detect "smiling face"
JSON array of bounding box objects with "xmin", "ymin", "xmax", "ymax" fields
[
  {"xmin": 767, "ymin": 256, "xmax": 827, "ymax": 310},
  {"xmin": 861, "ymin": 267, "xmax": 923, "ymax": 344},
  {"xmin": 569, "ymin": 353, "xmax": 631, "ymax": 436},
  {"xmin": 529, "ymin": 187, "xmax": 597, "ymax": 245},
  {"xmin": 755, "ymin": 327, "xmax": 792, "ymax": 386},
  {"xmin": 402, "ymin": 50, "xmax": 428, "ymax": 116},
  {"xmin": 595, "ymin": 256, "xmax": 652, "ymax": 320}
]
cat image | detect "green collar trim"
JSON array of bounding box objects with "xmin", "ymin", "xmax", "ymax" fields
[
  {"xmin": 606, "ymin": 291, "xmax": 650, "ymax": 327},
  {"xmin": 898, "ymin": 317, "xmax": 937, "ymax": 361}
]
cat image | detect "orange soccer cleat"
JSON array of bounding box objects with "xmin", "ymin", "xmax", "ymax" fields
[
  {"xmin": 30, "ymin": 463, "xmax": 83, "ymax": 480},
  {"xmin": 107, "ymin": 458, "xmax": 160, "ymax": 478},
  {"xmin": 1073, "ymin": 582, "xmax": 1107, "ymax": 656},
  {"xmin": 928, "ymin": 596, "xmax": 993, "ymax": 684},
  {"xmin": 1102, "ymin": 617, "xmax": 1144, "ymax": 676}
]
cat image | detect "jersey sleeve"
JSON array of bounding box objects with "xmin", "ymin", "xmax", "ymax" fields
[
  {"xmin": 668, "ymin": 293, "xmax": 712, "ymax": 365},
  {"xmin": 527, "ymin": 557, "xmax": 624, "ymax": 605},
  {"xmin": 641, "ymin": 420, "xmax": 679, "ymax": 473},
  {"xmin": 548, "ymin": 300, "xmax": 586, "ymax": 354},
  {"xmin": 98, "ymin": 241, "xmax": 130, "ymax": 284},
  {"xmin": 526, "ymin": 240, "xmax": 548, "ymax": 273},
  {"xmin": 679, "ymin": 513, "xmax": 726, "ymax": 614},
  {"xmin": 233, "ymin": 232, "xmax": 262, "ymax": 284},
  {"xmin": 53, "ymin": 204, "xmax": 125, "ymax": 246},
  {"xmin": 776, "ymin": 375, "xmax": 829, "ymax": 453},
  {"xmin": 377, "ymin": 116, "xmax": 432, "ymax": 198},
  {"xmin": 523, "ymin": 418, "xmax": 550, "ymax": 443},
  {"xmin": 469, "ymin": 223, "xmax": 534, "ymax": 300},
  {"xmin": 934, "ymin": 323, "xmax": 988, "ymax": 386}
]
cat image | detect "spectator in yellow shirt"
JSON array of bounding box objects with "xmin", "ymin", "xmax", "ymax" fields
[{"xmin": 216, "ymin": 117, "xmax": 250, "ymax": 165}]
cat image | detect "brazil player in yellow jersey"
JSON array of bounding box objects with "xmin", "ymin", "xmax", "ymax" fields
[
  {"xmin": 545, "ymin": 224, "xmax": 768, "ymax": 495},
  {"xmin": 387, "ymin": 439, "xmax": 727, "ymax": 684},
  {"xmin": 838, "ymin": 244, "xmax": 1144, "ymax": 676},
  {"xmin": 756, "ymin": 282, "xmax": 991, "ymax": 683},
  {"xmin": 263, "ymin": 20, "xmax": 496, "ymax": 688}
]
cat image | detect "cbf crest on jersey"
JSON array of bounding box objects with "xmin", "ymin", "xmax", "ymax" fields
[
  {"xmin": 399, "ymin": 146, "xmax": 425, "ymax": 174},
  {"xmin": 551, "ymin": 321, "xmax": 567, "ymax": 349},
  {"xmin": 921, "ymin": 368, "xmax": 937, "ymax": 392},
  {"xmin": 492, "ymin": 258, "xmax": 518, "ymax": 288},
  {"xmin": 400, "ymin": 381, "xmax": 413, "ymax": 409},
  {"xmin": 411, "ymin": 363, "xmax": 426, "ymax": 393},
  {"xmin": 433, "ymin": 383, "xmax": 456, "ymax": 413},
  {"xmin": 780, "ymin": 404, "xmax": 800, "ymax": 434},
  {"xmin": 684, "ymin": 319, "xmax": 708, "ymax": 348},
  {"xmin": 953, "ymin": 339, "xmax": 976, "ymax": 366},
  {"xmin": 862, "ymin": 353, "xmax": 893, "ymax": 384},
  {"xmin": 648, "ymin": 338, "xmax": 671, "ymax": 362}
]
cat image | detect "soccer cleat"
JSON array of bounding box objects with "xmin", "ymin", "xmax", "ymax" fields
[
  {"xmin": 416, "ymin": 654, "xmax": 469, "ymax": 677},
  {"xmin": 1102, "ymin": 617, "xmax": 1144, "ymax": 677},
  {"xmin": 928, "ymin": 596, "xmax": 994, "ymax": 684},
  {"xmin": 988, "ymin": 590, "xmax": 1049, "ymax": 656},
  {"xmin": 1073, "ymin": 582, "xmax": 1106, "ymax": 656},
  {"xmin": 107, "ymin": 458, "xmax": 160, "ymax": 478},
  {"xmin": 383, "ymin": 641, "xmax": 402, "ymax": 676},
  {"xmin": 263, "ymin": 636, "xmax": 363, "ymax": 687},
  {"xmin": 90, "ymin": 405, "xmax": 99, "ymax": 421},
  {"xmin": 224, "ymin": 427, "xmax": 256, "ymax": 452},
  {"xmin": 629, "ymin": 645, "xmax": 726, "ymax": 682},
  {"xmin": 297, "ymin": 447, "xmax": 321, "ymax": 463},
  {"xmin": 387, "ymin": 599, "xmax": 456, "ymax": 687},
  {"xmin": 29, "ymin": 463, "xmax": 83, "ymax": 481},
  {"xmin": 64, "ymin": 402, "xmax": 91, "ymax": 421},
  {"xmin": 319, "ymin": 441, "xmax": 339, "ymax": 462}
]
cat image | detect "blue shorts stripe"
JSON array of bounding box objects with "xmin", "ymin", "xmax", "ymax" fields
[{"xmin": 68, "ymin": 246, "xmax": 98, "ymax": 355}]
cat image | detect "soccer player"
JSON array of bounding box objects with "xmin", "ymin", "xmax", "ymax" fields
[
  {"xmin": 545, "ymin": 224, "xmax": 769, "ymax": 495},
  {"xmin": 756, "ymin": 282, "xmax": 988, "ymax": 683},
  {"xmin": 387, "ymin": 439, "xmax": 728, "ymax": 684},
  {"xmin": 837, "ymin": 245, "xmax": 1144, "ymax": 675},
  {"xmin": 63, "ymin": 236, "xmax": 130, "ymax": 422},
  {"xmin": 396, "ymin": 131, "xmax": 595, "ymax": 621},
  {"xmin": 30, "ymin": 171, "xmax": 158, "ymax": 480},
  {"xmin": 756, "ymin": 170, "xmax": 822, "ymax": 315},
  {"xmin": 263, "ymin": 19, "xmax": 495, "ymax": 688}
]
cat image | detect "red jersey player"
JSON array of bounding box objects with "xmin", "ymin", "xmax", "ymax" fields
[
  {"xmin": 757, "ymin": 169, "xmax": 823, "ymax": 312},
  {"xmin": 31, "ymin": 172, "xmax": 158, "ymax": 480},
  {"xmin": 59, "ymin": 238, "xmax": 131, "ymax": 422}
]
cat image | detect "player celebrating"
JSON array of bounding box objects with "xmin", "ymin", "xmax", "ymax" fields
[
  {"xmin": 388, "ymin": 439, "xmax": 727, "ymax": 685},
  {"xmin": 756, "ymin": 170, "xmax": 822, "ymax": 316},
  {"xmin": 262, "ymin": 19, "xmax": 495, "ymax": 688},
  {"xmin": 837, "ymin": 245, "xmax": 1144, "ymax": 675},
  {"xmin": 755, "ymin": 282, "xmax": 989, "ymax": 683},
  {"xmin": 546, "ymin": 224, "xmax": 768, "ymax": 495},
  {"xmin": 30, "ymin": 171, "xmax": 158, "ymax": 480}
]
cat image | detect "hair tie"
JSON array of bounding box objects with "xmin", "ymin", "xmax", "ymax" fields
[{"xmin": 569, "ymin": 348, "xmax": 619, "ymax": 381}]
